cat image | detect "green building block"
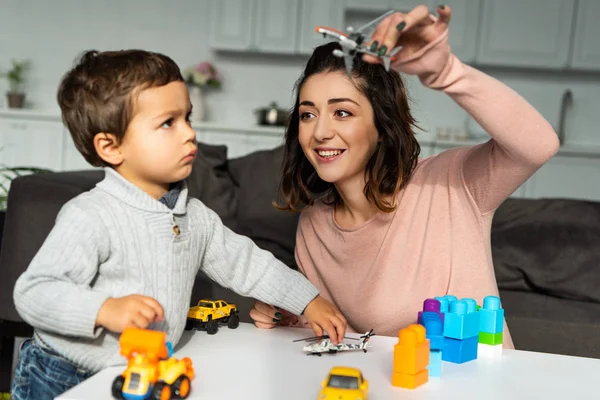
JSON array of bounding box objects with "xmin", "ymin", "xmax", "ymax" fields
[{"xmin": 479, "ymin": 331, "xmax": 503, "ymax": 345}]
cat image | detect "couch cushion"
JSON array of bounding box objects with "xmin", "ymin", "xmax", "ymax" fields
[
  {"xmin": 185, "ymin": 142, "xmax": 238, "ymax": 230},
  {"xmin": 0, "ymin": 170, "xmax": 104, "ymax": 323},
  {"xmin": 500, "ymin": 289, "xmax": 600, "ymax": 358},
  {"xmin": 492, "ymin": 198, "xmax": 600, "ymax": 304},
  {"xmin": 228, "ymin": 146, "xmax": 299, "ymax": 269}
]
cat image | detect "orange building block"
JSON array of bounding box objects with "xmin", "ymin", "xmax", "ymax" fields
[{"xmin": 391, "ymin": 324, "xmax": 430, "ymax": 389}]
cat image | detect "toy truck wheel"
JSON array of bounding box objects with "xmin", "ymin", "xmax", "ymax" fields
[
  {"xmin": 151, "ymin": 381, "xmax": 171, "ymax": 400},
  {"xmin": 184, "ymin": 318, "xmax": 193, "ymax": 331},
  {"xmin": 111, "ymin": 375, "xmax": 125, "ymax": 399},
  {"xmin": 206, "ymin": 319, "xmax": 219, "ymax": 334},
  {"xmin": 172, "ymin": 375, "xmax": 191, "ymax": 399},
  {"xmin": 227, "ymin": 312, "xmax": 240, "ymax": 329}
]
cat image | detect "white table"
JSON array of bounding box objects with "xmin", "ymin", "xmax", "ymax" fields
[{"xmin": 57, "ymin": 322, "xmax": 599, "ymax": 400}]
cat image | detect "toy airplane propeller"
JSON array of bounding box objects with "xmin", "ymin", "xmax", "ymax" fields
[
  {"xmin": 295, "ymin": 329, "xmax": 376, "ymax": 356},
  {"xmin": 315, "ymin": 10, "xmax": 402, "ymax": 78}
]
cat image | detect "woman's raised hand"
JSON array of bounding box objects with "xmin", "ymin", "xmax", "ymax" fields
[{"xmin": 363, "ymin": 4, "xmax": 451, "ymax": 63}]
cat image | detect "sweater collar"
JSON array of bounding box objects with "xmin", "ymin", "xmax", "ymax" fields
[{"xmin": 95, "ymin": 168, "xmax": 188, "ymax": 214}]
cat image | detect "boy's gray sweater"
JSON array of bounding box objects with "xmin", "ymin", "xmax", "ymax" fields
[{"xmin": 13, "ymin": 168, "xmax": 319, "ymax": 373}]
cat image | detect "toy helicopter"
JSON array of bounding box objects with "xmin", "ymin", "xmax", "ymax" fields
[
  {"xmin": 315, "ymin": 10, "xmax": 402, "ymax": 78},
  {"xmin": 294, "ymin": 329, "xmax": 376, "ymax": 356}
]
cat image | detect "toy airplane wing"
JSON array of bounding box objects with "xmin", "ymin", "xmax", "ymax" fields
[{"xmin": 352, "ymin": 10, "xmax": 395, "ymax": 41}]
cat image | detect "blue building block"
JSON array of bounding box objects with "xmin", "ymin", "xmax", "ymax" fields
[
  {"xmin": 442, "ymin": 336, "xmax": 478, "ymax": 364},
  {"xmin": 479, "ymin": 295, "xmax": 504, "ymax": 334},
  {"xmin": 420, "ymin": 311, "xmax": 444, "ymax": 351},
  {"xmin": 428, "ymin": 350, "xmax": 442, "ymax": 377},
  {"xmin": 434, "ymin": 295, "xmax": 457, "ymax": 314},
  {"xmin": 443, "ymin": 298, "xmax": 480, "ymax": 340}
]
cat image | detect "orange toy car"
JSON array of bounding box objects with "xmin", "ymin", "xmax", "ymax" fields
[{"xmin": 112, "ymin": 328, "xmax": 195, "ymax": 400}]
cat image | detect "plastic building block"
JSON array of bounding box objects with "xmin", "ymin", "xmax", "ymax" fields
[
  {"xmin": 428, "ymin": 350, "xmax": 442, "ymax": 377},
  {"xmin": 392, "ymin": 324, "xmax": 430, "ymax": 389},
  {"xmin": 478, "ymin": 295, "xmax": 504, "ymax": 334},
  {"xmin": 478, "ymin": 343, "xmax": 503, "ymax": 359},
  {"xmin": 443, "ymin": 298, "xmax": 480, "ymax": 340},
  {"xmin": 442, "ymin": 336, "xmax": 478, "ymax": 364},
  {"xmin": 420, "ymin": 311, "xmax": 444, "ymax": 351},
  {"xmin": 434, "ymin": 295, "xmax": 457, "ymax": 314},
  {"xmin": 418, "ymin": 298, "xmax": 444, "ymax": 325},
  {"xmin": 479, "ymin": 331, "xmax": 503, "ymax": 345}
]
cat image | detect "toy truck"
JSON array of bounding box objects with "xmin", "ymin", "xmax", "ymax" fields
[
  {"xmin": 112, "ymin": 328, "xmax": 195, "ymax": 400},
  {"xmin": 184, "ymin": 299, "xmax": 240, "ymax": 335}
]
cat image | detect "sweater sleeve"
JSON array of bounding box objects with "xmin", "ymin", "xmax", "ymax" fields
[
  {"xmin": 13, "ymin": 200, "xmax": 111, "ymax": 338},
  {"xmin": 195, "ymin": 202, "xmax": 319, "ymax": 316},
  {"xmin": 393, "ymin": 26, "xmax": 560, "ymax": 214}
]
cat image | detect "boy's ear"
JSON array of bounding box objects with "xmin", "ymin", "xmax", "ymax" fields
[{"xmin": 94, "ymin": 132, "xmax": 123, "ymax": 166}]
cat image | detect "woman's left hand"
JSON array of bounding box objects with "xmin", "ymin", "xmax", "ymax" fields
[{"xmin": 363, "ymin": 4, "xmax": 451, "ymax": 64}]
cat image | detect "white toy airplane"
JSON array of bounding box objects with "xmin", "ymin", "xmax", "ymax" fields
[
  {"xmin": 315, "ymin": 10, "xmax": 402, "ymax": 78},
  {"xmin": 294, "ymin": 329, "xmax": 376, "ymax": 356}
]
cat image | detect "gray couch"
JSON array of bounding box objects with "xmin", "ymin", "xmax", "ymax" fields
[{"xmin": 0, "ymin": 142, "xmax": 599, "ymax": 390}]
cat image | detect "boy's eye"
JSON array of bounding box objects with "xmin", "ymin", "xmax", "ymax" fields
[{"xmin": 161, "ymin": 118, "xmax": 174, "ymax": 128}]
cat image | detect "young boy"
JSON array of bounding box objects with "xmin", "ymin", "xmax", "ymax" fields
[{"xmin": 11, "ymin": 49, "xmax": 347, "ymax": 400}]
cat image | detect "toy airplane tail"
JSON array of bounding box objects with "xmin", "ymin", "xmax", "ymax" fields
[{"xmin": 382, "ymin": 46, "xmax": 402, "ymax": 71}]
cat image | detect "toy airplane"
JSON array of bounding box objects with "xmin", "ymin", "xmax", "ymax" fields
[
  {"xmin": 294, "ymin": 329, "xmax": 376, "ymax": 356},
  {"xmin": 315, "ymin": 10, "xmax": 402, "ymax": 78}
]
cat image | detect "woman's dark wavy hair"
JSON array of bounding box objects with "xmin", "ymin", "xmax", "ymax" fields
[{"xmin": 275, "ymin": 41, "xmax": 421, "ymax": 213}]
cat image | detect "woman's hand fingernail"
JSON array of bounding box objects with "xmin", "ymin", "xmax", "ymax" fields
[
  {"xmin": 439, "ymin": 4, "xmax": 446, "ymax": 9},
  {"xmin": 378, "ymin": 45, "xmax": 387, "ymax": 56},
  {"xmin": 275, "ymin": 312, "xmax": 283, "ymax": 320},
  {"xmin": 370, "ymin": 41, "xmax": 379, "ymax": 51},
  {"xmin": 396, "ymin": 21, "xmax": 406, "ymax": 31}
]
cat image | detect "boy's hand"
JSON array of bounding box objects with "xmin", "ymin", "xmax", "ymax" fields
[
  {"xmin": 96, "ymin": 295, "xmax": 164, "ymax": 333},
  {"xmin": 302, "ymin": 296, "xmax": 347, "ymax": 345}
]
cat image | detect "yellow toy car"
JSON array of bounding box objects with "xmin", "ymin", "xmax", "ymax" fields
[
  {"xmin": 318, "ymin": 366, "xmax": 368, "ymax": 400},
  {"xmin": 184, "ymin": 299, "xmax": 240, "ymax": 335}
]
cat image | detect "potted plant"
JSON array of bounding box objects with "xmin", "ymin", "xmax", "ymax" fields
[
  {"xmin": 183, "ymin": 61, "xmax": 222, "ymax": 122},
  {"xmin": 1, "ymin": 59, "xmax": 30, "ymax": 109}
]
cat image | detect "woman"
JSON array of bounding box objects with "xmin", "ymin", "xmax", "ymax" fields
[{"xmin": 250, "ymin": 4, "xmax": 558, "ymax": 347}]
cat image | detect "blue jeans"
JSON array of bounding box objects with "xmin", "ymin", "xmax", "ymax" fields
[{"xmin": 11, "ymin": 338, "xmax": 93, "ymax": 400}]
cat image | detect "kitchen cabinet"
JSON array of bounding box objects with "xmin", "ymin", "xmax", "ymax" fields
[
  {"xmin": 476, "ymin": 0, "xmax": 576, "ymax": 69},
  {"xmin": 209, "ymin": 0, "xmax": 299, "ymax": 53},
  {"xmin": 297, "ymin": 0, "xmax": 345, "ymax": 55},
  {"xmin": 209, "ymin": 0, "xmax": 255, "ymax": 51},
  {"xmin": 0, "ymin": 119, "xmax": 63, "ymax": 171},
  {"xmin": 346, "ymin": 0, "xmax": 425, "ymax": 12},
  {"xmin": 569, "ymin": 0, "xmax": 600, "ymax": 71},
  {"xmin": 442, "ymin": 0, "xmax": 480, "ymax": 64},
  {"xmin": 254, "ymin": 0, "xmax": 300, "ymax": 54}
]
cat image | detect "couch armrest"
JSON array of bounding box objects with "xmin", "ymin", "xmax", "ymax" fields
[{"xmin": 0, "ymin": 170, "xmax": 104, "ymax": 326}]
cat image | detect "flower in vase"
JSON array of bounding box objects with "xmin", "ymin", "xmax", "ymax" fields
[{"xmin": 183, "ymin": 61, "xmax": 222, "ymax": 89}]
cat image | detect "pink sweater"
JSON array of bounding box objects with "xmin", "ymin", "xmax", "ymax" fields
[{"xmin": 294, "ymin": 28, "xmax": 559, "ymax": 348}]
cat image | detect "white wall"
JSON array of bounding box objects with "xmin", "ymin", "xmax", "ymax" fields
[{"xmin": 0, "ymin": 0, "xmax": 599, "ymax": 146}]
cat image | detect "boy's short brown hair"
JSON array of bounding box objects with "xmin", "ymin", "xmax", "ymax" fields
[{"xmin": 57, "ymin": 49, "xmax": 184, "ymax": 167}]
